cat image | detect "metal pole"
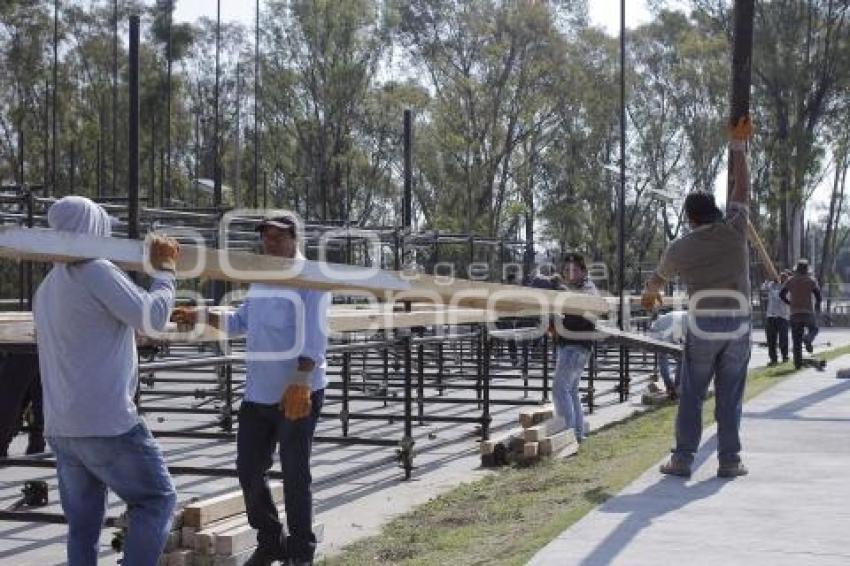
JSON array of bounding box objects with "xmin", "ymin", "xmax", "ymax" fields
[
  {"xmin": 52, "ymin": 0, "xmax": 58, "ymax": 197},
  {"xmin": 213, "ymin": 0, "xmax": 222, "ymax": 208},
  {"xmin": 254, "ymin": 0, "xmax": 261, "ymax": 208},
  {"xmin": 128, "ymin": 15, "xmax": 140, "ymax": 241},
  {"xmin": 112, "ymin": 0, "xmax": 118, "ymax": 197},
  {"xmin": 165, "ymin": 0, "xmax": 173, "ymax": 206},
  {"xmin": 617, "ymin": 0, "xmax": 627, "ymax": 331},
  {"xmin": 403, "ymin": 110, "xmax": 412, "ymax": 231}
]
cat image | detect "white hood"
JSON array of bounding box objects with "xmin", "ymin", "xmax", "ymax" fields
[{"xmin": 47, "ymin": 196, "xmax": 112, "ymax": 237}]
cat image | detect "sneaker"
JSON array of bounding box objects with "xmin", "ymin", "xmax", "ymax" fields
[
  {"xmin": 659, "ymin": 458, "xmax": 691, "ymax": 478},
  {"xmin": 717, "ymin": 462, "xmax": 748, "ymax": 478}
]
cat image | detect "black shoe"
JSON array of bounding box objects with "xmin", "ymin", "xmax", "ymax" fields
[
  {"xmin": 782, "ymin": 357, "xmax": 789, "ymax": 363},
  {"xmin": 767, "ymin": 360, "xmax": 777, "ymax": 367},
  {"xmin": 805, "ymin": 340, "xmax": 814, "ymax": 353}
]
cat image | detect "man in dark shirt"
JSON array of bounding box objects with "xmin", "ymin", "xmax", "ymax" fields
[
  {"xmin": 780, "ymin": 259, "xmax": 822, "ymax": 369},
  {"xmin": 641, "ymin": 118, "xmax": 753, "ymax": 479}
]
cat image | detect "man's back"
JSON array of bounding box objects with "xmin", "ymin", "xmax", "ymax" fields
[
  {"xmin": 657, "ymin": 202, "xmax": 749, "ymax": 311},
  {"xmin": 782, "ymin": 274, "xmax": 819, "ymax": 315}
]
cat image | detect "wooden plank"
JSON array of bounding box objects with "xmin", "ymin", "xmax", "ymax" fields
[
  {"xmin": 518, "ymin": 405, "xmax": 554, "ymax": 429},
  {"xmin": 0, "ymin": 226, "xmax": 410, "ymax": 294},
  {"xmin": 193, "ymin": 514, "xmax": 252, "ymax": 555},
  {"xmin": 524, "ymin": 417, "xmax": 566, "ymax": 442},
  {"xmin": 181, "ymin": 484, "xmax": 283, "ymax": 529},
  {"xmin": 538, "ymin": 428, "xmax": 578, "ymax": 456},
  {"xmin": 165, "ymin": 549, "xmax": 194, "ymax": 566},
  {"xmin": 396, "ymin": 272, "xmax": 610, "ymax": 316},
  {"xmin": 746, "ymin": 218, "xmax": 779, "ymax": 281},
  {"xmin": 523, "ymin": 441, "xmax": 539, "ymax": 460}
]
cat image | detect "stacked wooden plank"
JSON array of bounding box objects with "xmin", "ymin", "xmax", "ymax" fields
[
  {"xmin": 480, "ymin": 405, "xmax": 578, "ymax": 466},
  {"xmin": 155, "ymin": 485, "xmax": 323, "ymax": 566}
]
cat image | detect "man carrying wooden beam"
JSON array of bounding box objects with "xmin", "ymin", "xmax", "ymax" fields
[
  {"xmin": 173, "ymin": 212, "xmax": 329, "ymax": 566},
  {"xmin": 642, "ymin": 119, "xmax": 753, "ymax": 479},
  {"xmin": 33, "ymin": 196, "xmax": 180, "ymax": 565}
]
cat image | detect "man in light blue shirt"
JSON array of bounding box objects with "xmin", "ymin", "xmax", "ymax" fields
[
  {"xmin": 175, "ymin": 213, "xmax": 330, "ymax": 566},
  {"xmin": 34, "ymin": 196, "xmax": 180, "ymax": 566}
]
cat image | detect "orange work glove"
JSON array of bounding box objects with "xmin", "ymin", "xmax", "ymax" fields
[
  {"xmin": 148, "ymin": 234, "xmax": 180, "ymax": 273},
  {"xmin": 641, "ymin": 290, "xmax": 663, "ymax": 311},
  {"xmin": 728, "ymin": 116, "xmax": 753, "ymax": 152},
  {"xmin": 279, "ymin": 371, "xmax": 312, "ymax": 420}
]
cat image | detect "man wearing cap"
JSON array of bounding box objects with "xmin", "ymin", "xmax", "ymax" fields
[
  {"xmin": 34, "ymin": 196, "xmax": 180, "ymax": 565},
  {"xmin": 551, "ymin": 252, "xmax": 598, "ymax": 444},
  {"xmin": 641, "ymin": 118, "xmax": 753, "ymax": 479},
  {"xmin": 173, "ymin": 213, "xmax": 329, "ymax": 566},
  {"xmin": 761, "ymin": 270, "xmax": 791, "ymax": 366},
  {"xmin": 780, "ymin": 259, "xmax": 822, "ymax": 369}
]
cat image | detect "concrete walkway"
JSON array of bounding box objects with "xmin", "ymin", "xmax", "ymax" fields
[{"xmin": 529, "ymin": 354, "xmax": 850, "ymax": 566}]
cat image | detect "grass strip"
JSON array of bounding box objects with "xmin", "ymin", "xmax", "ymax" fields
[{"xmin": 323, "ymin": 346, "xmax": 850, "ymax": 566}]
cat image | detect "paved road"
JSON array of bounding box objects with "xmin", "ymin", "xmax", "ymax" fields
[{"xmin": 529, "ymin": 351, "xmax": 850, "ymax": 566}]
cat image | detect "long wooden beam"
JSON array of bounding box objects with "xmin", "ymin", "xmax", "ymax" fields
[
  {"xmin": 0, "ymin": 226, "xmax": 410, "ymax": 295},
  {"xmin": 0, "ymin": 226, "xmax": 610, "ymax": 316},
  {"xmin": 746, "ymin": 218, "xmax": 779, "ymax": 281}
]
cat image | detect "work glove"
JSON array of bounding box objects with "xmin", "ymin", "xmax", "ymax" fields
[
  {"xmin": 279, "ymin": 369, "xmax": 313, "ymax": 420},
  {"xmin": 641, "ymin": 290, "xmax": 663, "ymax": 311},
  {"xmin": 728, "ymin": 116, "xmax": 753, "ymax": 152},
  {"xmin": 148, "ymin": 234, "xmax": 180, "ymax": 273}
]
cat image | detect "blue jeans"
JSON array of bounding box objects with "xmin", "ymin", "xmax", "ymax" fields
[
  {"xmin": 237, "ymin": 390, "xmax": 324, "ymax": 562},
  {"xmin": 553, "ymin": 345, "xmax": 589, "ymax": 440},
  {"xmin": 658, "ymin": 354, "xmax": 680, "ymax": 391},
  {"xmin": 48, "ymin": 422, "xmax": 176, "ymax": 566},
  {"xmin": 674, "ymin": 316, "xmax": 751, "ymax": 466}
]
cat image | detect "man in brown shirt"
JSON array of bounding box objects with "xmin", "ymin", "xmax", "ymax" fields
[
  {"xmin": 641, "ymin": 118, "xmax": 753, "ymax": 479},
  {"xmin": 780, "ymin": 259, "xmax": 822, "ymax": 369}
]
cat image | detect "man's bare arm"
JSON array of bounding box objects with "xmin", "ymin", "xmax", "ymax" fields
[{"xmin": 728, "ymin": 149, "xmax": 750, "ymax": 206}]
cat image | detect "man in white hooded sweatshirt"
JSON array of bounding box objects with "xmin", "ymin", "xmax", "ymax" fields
[{"xmin": 33, "ymin": 196, "xmax": 180, "ymax": 566}]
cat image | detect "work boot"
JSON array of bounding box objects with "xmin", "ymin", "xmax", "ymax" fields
[
  {"xmin": 659, "ymin": 458, "xmax": 691, "ymax": 478},
  {"xmin": 717, "ymin": 462, "xmax": 748, "ymax": 478},
  {"xmin": 244, "ymin": 537, "xmax": 287, "ymax": 566},
  {"xmin": 25, "ymin": 434, "xmax": 45, "ymax": 455},
  {"xmin": 244, "ymin": 547, "xmax": 282, "ymax": 566}
]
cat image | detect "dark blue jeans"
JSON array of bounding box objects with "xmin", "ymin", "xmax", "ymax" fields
[
  {"xmin": 48, "ymin": 422, "xmax": 176, "ymax": 566},
  {"xmin": 790, "ymin": 312, "xmax": 818, "ymax": 367},
  {"xmin": 237, "ymin": 390, "xmax": 324, "ymax": 562},
  {"xmin": 674, "ymin": 316, "xmax": 751, "ymax": 467}
]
